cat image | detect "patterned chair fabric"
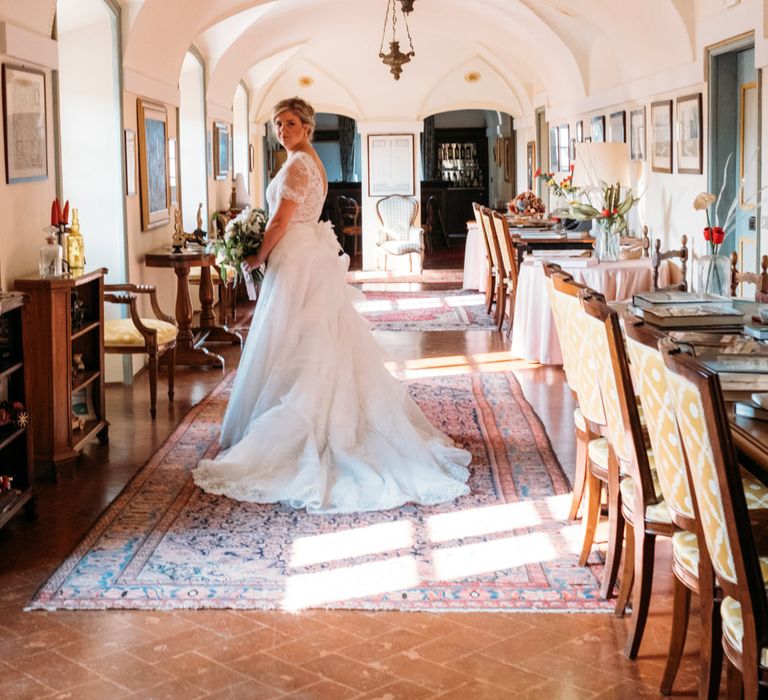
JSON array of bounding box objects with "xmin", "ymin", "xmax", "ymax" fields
[{"xmin": 375, "ymin": 195, "xmax": 424, "ymax": 270}]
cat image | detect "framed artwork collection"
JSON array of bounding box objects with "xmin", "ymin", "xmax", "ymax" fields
[
  {"xmin": 591, "ymin": 115, "xmax": 605, "ymax": 143},
  {"xmin": 2, "ymin": 64, "xmax": 48, "ymax": 184},
  {"xmin": 676, "ymin": 93, "xmax": 702, "ymax": 174},
  {"xmin": 629, "ymin": 107, "xmax": 646, "ymax": 161},
  {"xmin": 367, "ymin": 133, "xmax": 415, "ymax": 196},
  {"xmin": 650, "ymin": 99, "xmax": 673, "ymax": 173},
  {"xmin": 609, "ymin": 110, "xmax": 626, "ymax": 143},
  {"xmin": 213, "ymin": 121, "xmax": 229, "ymax": 180},
  {"xmin": 136, "ymin": 98, "xmax": 171, "ymax": 230}
]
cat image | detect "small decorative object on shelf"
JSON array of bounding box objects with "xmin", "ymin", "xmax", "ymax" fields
[
  {"xmin": 39, "ymin": 230, "xmax": 64, "ymax": 277},
  {"xmin": 71, "ymin": 291, "xmax": 85, "ymax": 330},
  {"xmin": 66, "ymin": 208, "xmax": 85, "ymax": 271},
  {"xmin": 0, "ymin": 475, "xmax": 12, "ymax": 491},
  {"xmin": 0, "ymin": 400, "xmax": 29, "ymax": 428},
  {"xmin": 71, "ymin": 353, "xmax": 85, "ymax": 384}
]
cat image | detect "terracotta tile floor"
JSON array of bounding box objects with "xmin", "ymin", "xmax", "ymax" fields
[{"xmin": 0, "ymin": 292, "xmax": 713, "ymax": 698}]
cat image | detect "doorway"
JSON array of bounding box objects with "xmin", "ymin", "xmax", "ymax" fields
[{"xmin": 709, "ymin": 37, "xmax": 760, "ymax": 291}]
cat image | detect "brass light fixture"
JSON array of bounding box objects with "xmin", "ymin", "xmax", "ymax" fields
[
  {"xmin": 379, "ymin": 0, "xmax": 415, "ymax": 81},
  {"xmin": 399, "ymin": 0, "xmax": 416, "ymax": 12}
]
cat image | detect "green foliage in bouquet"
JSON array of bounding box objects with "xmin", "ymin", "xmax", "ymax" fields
[{"xmin": 207, "ymin": 207, "xmax": 268, "ymax": 284}]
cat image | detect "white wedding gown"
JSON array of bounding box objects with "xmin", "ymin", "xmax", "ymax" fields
[{"xmin": 192, "ymin": 151, "xmax": 471, "ymax": 513}]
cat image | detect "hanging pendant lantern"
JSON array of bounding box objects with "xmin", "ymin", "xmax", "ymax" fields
[
  {"xmin": 399, "ymin": 0, "xmax": 416, "ymax": 13},
  {"xmin": 379, "ymin": 0, "xmax": 415, "ymax": 81}
]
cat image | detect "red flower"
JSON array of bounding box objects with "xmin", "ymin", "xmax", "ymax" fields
[
  {"xmin": 533, "ymin": 168, "xmax": 541, "ymax": 178},
  {"xmin": 569, "ymin": 163, "xmax": 575, "ymax": 172},
  {"xmin": 601, "ymin": 208, "xmax": 610, "ymax": 217},
  {"xmin": 703, "ymin": 227, "xmax": 711, "ymax": 241},
  {"xmin": 712, "ymin": 226, "xmax": 725, "ymax": 245}
]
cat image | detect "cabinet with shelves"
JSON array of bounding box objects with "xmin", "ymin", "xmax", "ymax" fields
[
  {"xmin": 0, "ymin": 292, "xmax": 35, "ymax": 528},
  {"xmin": 15, "ymin": 269, "xmax": 108, "ymax": 478}
]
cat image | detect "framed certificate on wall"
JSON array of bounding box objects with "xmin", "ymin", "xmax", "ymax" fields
[{"xmin": 367, "ymin": 134, "xmax": 415, "ymax": 196}]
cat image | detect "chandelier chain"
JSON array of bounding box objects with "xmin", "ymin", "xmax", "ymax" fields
[
  {"xmin": 403, "ymin": 9, "xmax": 414, "ymax": 53},
  {"xmin": 379, "ymin": 0, "xmax": 393, "ymax": 54}
]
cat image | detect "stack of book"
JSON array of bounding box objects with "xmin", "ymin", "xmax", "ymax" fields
[
  {"xmin": 631, "ymin": 291, "xmax": 745, "ymax": 330},
  {"xmin": 744, "ymin": 307, "xmax": 768, "ymax": 340},
  {"xmin": 681, "ymin": 334, "xmax": 768, "ymax": 392}
]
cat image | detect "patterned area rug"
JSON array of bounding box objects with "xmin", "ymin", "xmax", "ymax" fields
[
  {"xmin": 356, "ymin": 290, "xmax": 496, "ymax": 331},
  {"xmin": 347, "ymin": 268, "xmax": 465, "ymax": 285},
  {"xmin": 28, "ymin": 371, "xmax": 610, "ymax": 612}
]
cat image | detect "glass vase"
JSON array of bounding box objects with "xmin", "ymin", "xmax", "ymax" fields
[
  {"xmin": 696, "ymin": 254, "xmax": 731, "ymax": 297},
  {"xmin": 593, "ymin": 218, "xmax": 621, "ymax": 262}
]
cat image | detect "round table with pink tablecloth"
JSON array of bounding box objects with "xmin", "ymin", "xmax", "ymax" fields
[{"xmin": 510, "ymin": 257, "xmax": 670, "ymax": 365}]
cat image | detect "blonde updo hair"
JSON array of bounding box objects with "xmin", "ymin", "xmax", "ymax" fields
[{"xmin": 272, "ymin": 97, "xmax": 316, "ymax": 140}]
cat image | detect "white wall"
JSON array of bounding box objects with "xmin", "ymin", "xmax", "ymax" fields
[
  {"xmin": 179, "ymin": 52, "xmax": 207, "ymax": 232},
  {"xmin": 58, "ymin": 5, "xmax": 126, "ymax": 285}
]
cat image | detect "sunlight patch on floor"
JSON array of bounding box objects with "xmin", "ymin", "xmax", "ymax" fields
[
  {"xmin": 426, "ymin": 502, "xmax": 543, "ymax": 543},
  {"xmin": 289, "ymin": 521, "xmax": 414, "ymax": 567},
  {"xmin": 444, "ymin": 294, "xmax": 485, "ymax": 307},
  {"xmin": 282, "ymin": 556, "xmax": 420, "ymax": 610},
  {"xmin": 432, "ymin": 532, "xmax": 558, "ymax": 579}
]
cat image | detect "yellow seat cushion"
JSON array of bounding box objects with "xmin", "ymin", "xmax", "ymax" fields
[
  {"xmin": 673, "ymin": 530, "xmax": 768, "ymax": 580},
  {"xmin": 743, "ymin": 473, "xmax": 768, "ymax": 509},
  {"xmin": 587, "ymin": 437, "xmax": 609, "ymax": 470},
  {"xmin": 620, "ymin": 472, "xmax": 671, "ymax": 524},
  {"xmin": 105, "ymin": 318, "xmax": 178, "ymax": 347},
  {"xmin": 721, "ymin": 594, "xmax": 768, "ymax": 667}
]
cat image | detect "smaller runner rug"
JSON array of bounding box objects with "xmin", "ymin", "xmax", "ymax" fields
[
  {"xmin": 356, "ymin": 290, "xmax": 496, "ymax": 331},
  {"xmin": 28, "ymin": 371, "xmax": 611, "ymax": 613}
]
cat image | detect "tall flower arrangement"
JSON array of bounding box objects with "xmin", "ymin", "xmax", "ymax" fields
[{"xmin": 207, "ymin": 207, "xmax": 268, "ymax": 285}]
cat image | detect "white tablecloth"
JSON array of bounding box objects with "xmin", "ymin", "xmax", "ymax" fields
[
  {"xmin": 463, "ymin": 222, "xmax": 487, "ymax": 292},
  {"xmin": 510, "ymin": 257, "xmax": 669, "ymax": 365}
]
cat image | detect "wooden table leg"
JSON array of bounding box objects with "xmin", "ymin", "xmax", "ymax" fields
[
  {"xmin": 197, "ymin": 266, "xmax": 243, "ymax": 346},
  {"xmin": 174, "ymin": 267, "xmax": 224, "ymax": 368}
]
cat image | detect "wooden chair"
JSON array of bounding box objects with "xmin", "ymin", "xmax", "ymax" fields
[
  {"xmin": 375, "ymin": 195, "xmax": 424, "ymax": 273},
  {"xmin": 663, "ymin": 346, "xmax": 768, "ymax": 699},
  {"xmin": 730, "ymin": 252, "xmax": 768, "ymax": 300},
  {"xmin": 552, "ymin": 274, "xmax": 624, "ymax": 601},
  {"xmin": 544, "ymin": 263, "xmax": 603, "ymax": 522},
  {"xmin": 336, "ymin": 195, "xmax": 362, "ymax": 257},
  {"xmin": 104, "ymin": 284, "xmax": 177, "ymax": 419},
  {"xmin": 422, "ymin": 195, "xmax": 448, "ymax": 252},
  {"xmin": 652, "ymin": 235, "xmax": 688, "ymax": 291},
  {"xmin": 624, "ymin": 317, "xmax": 768, "ymax": 697},
  {"xmin": 489, "ymin": 209, "xmax": 520, "ymax": 335},
  {"xmin": 472, "ymin": 202, "xmax": 498, "ymax": 315},
  {"xmin": 580, "ymin": 290, "xmax": 674, "ymax": 659}
]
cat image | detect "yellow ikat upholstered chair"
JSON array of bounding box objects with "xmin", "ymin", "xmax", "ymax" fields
[
  {"xmin": 624, "ymin": 318, "xmax": 768, "ymax": 696},
  {"xmin": 104, "ymin": 284, "xmax": 177, "ymax": 419},
  {"xmin": 580, "ymin": 291, "xmax": 674, "ymax": 659},
  {"xmin": 663, "ymin": 345, "xmax": 768, "ymax": 700}
]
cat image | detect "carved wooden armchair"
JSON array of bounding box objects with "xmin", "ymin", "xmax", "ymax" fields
[{"xmin": 652, "ymin": 234, "xmax": 688, "ymax": 291}]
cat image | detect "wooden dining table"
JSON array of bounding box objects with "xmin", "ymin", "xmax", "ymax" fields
[{"xmin": 144, "ymin": 245, "xmax": 242, "ymax": 369}]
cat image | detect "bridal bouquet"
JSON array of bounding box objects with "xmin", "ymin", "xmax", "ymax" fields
[{"xmin": 207, "ymin": 207, "xmax": 268, "ymax": 286}]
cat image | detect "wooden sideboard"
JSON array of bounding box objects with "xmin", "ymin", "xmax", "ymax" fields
[{"xmin": 15, "ymin": 269, "xmax": 108, "ymax": 478}]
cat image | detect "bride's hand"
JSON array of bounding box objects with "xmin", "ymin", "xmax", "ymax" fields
[{"xmin": 242, "ymin": 254, "xmax": 263, "ymax": 275}]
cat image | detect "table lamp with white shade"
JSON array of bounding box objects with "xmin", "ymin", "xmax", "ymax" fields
[{"xmin": 570, "ymin": 142, "xmax": 637, "ymax": 261}]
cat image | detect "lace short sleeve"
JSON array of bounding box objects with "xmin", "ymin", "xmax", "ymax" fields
[{"xmin": 277, "ymin": 155, "xmax": 310, "ymax": 205}]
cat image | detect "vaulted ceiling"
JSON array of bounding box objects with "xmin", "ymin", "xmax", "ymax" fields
[{"xmin": 9, "ymin": 0, "xmax": 709, "ymax": 122}]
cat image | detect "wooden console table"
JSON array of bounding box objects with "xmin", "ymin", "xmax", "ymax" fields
[{"xmin": 144, "ymin": 246, "xmax": 241, "ymax": 369}]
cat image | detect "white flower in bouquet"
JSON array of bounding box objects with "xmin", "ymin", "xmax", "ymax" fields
[{"xmin": 208, "ymin": 207, "xmax": 268, "ymax": 284}]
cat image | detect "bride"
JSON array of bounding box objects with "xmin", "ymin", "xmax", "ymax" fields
[{"xmin": 193, "ymin": 97, "xmax": 470, "ymax": 513}]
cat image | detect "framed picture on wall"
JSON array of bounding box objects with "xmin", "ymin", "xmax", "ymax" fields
[
  {"xmin": 676, "ymin": 93, "xmax": 702, "ymax": 174},
  {"xmin": 549, "ymin": 127, "xmax": 558, "ymax": 172},
  {"xmin": 651, "ymin": 100, "xmax": 673, "ymax": 173},
  {"xmin": 629, "ymin": 107, "xmax": 646, "ymax": 161},
  {"xmin": 213, "ymin": 122, "xmax": 229, "ymax": 180},
  {"xmin": 137, "ymin": 98, "xmax": 170, "ymax": 230},
  {"xmin": 740, "ymin": 82, "xmax": 758, "ymax": 207},
  {"xmin": 590, "ymin": 115, "xmax": 605, "ymax": 143},
  {"xmin": 576, "ymin": 120, "xmax": 584, "ymax": 143},
  {"xmin": 609, "ymin": 110, "xmax": 626, "ymax": 143},
  {"xmin": 124, "ymin": 129, "xmax": 137, "ymax": 196},
  {"xmin": 526, "ymin": 141, "xmax": 536, "ymax": 190},
  {"xmin": 504, "ymin": 136, "xmax": 513, "ymax": 183},
  {"xmin": 248, "ymin": 143, "xmax": 255, "ymax": 173},
  {"xmin": 2, "ymin": 64, "xmax": 48, "ymax": 183},
  {"xmin": 367, "ymin": 133, "xmax": 415, "ymax": 196}
]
